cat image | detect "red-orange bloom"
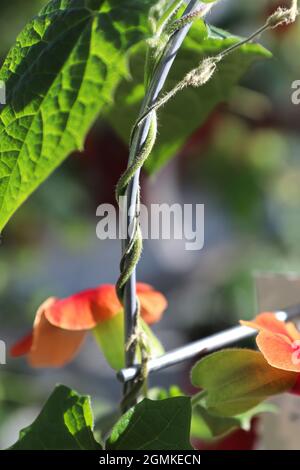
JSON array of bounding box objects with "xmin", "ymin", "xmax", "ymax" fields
[
  {"xmin": 11, "ymin": 283, "xmax": 167, "ymax": 368},
  {"xmin": 241, "ymin": 313, "xmax": 300, "ymax": 373}
]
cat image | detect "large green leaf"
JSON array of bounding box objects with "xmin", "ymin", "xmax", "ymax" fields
[
  {"xmin": 108, "ymin": 22, "xmax": 271, "ymax": 173},
  {"xmin": 0, "ymin": 0, "xmax": 153, "ymax": 231},
  {"xmin": 10, "ymin": 385, "xmax": 101, "ymax": 450},
  {"xmin": 191, "ymin": 349, "xmax": 297, "ymax": 417},
  {"xmin": 106, "ymin": 397, "xmax": 193, "ymax": 450}
]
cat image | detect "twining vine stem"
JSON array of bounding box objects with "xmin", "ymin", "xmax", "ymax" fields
[
  {"xmin": 116, "ymin": 0, "xmax": 202, "ymax": 409},
  {"xmin": 116, "ymin": 0, "xmax": 299, "ymax": 411}
]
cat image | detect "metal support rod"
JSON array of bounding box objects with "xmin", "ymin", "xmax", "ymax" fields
[
  {"xmin": 122, "ymin": 0, "xmax": 201, "ymax": 380},
  {"xmin": 118, "ymin": 304, "xmax": 300, "ymax": 383}
]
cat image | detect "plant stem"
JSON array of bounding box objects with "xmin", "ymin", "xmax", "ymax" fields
[
  {"xmin": 155, "ymin": 0, "xmax": 185, "ymax": 34},
  {"xmin": 119, "ymin": 0, "xmax": 201, "ymax": 410},
  {"xmin": 118, "ymin": 305, "xmax": 300, "ymax": 383},
  {"xmin": 191, "ymin": 390, "xmax": 207, "ymax": 407}
]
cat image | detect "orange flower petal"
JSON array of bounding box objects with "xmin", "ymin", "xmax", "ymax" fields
[
  {"xmin": 46, "ymin": 283, "xmax": 167, "ymax": 330},
  {"xmin": 137, "ymin": 283, "xmax": 168, "ymax": 324},
  {"xmin": 256, "ymin": 330, "xmax": 300, "ymax": 373},
  {"xmin": 30, "ymin": 298, "xmax": 86, "ymax": 367},
  {"xmin": 285, "ymin": 322, "xmax": 300, "ymax": 341},
  {"xmin": 11, "ymin": 298, "xmax": 86, "ymax": 367},
  {"xmin": 45, "ymin": 285, "xmax": 122, "ymax": 330},
  {"xmin": 240, "ymin": 312, "xmax": 300, "ymax": 371},
  {"xmin": 240, "ymin": 312, "xmax": 291, "ymax": 337},
  {"xmin": 10, "ymin": 332, "xmax": 33, "ymax": 357},
  {"xmin": 90, "ymin": 285, "xmax": 123, "ymax": 322}
]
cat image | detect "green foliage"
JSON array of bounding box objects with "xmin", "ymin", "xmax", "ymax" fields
[
  {"xmin": 0, "ymin": 2, "xmax": 272, "ymax": 230},
  {"xmin": 191, "ymin": 405, "xmax": 239, "ymax": 440},
  {"xmin": 10, "ymin": 385, "xmax": 101, "ymax": 450},
  {"xmin": 191, "ymin": 349, "xmax": 297, "ymax": 417},
  {"xmin": 0, "ymin": 0, "xmax": 47, "ymax": 54},
  {"xmin": 147, "ymin": 385, "xmax": 277, "ymax": 441},
  {"xmin": 191, "ymin": 402, "xmax": 277, "ymax": 440},
  {"xmin": 108, "ymin": 22, "xmax": 271, "ymax": 174},
  {"xmin": 0, "ymin": 0, "xmax": 289, "ymax": 453},
  {"xmin": 0, "ymin": 0, "xmax": 153, "ymax": 231},
  {"xmin": 146, "ymin": 385, "xmax": 276, "ymax": 442},
  {"xmin": 106, "ymin": 397, "xmax": 193, "ymax": 450},
  {"xmin": 148, "ymin": 385, "xmax": 184, "ymax": 400}
]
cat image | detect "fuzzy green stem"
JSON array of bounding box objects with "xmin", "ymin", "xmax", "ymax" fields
[
  {"xmin": 117, "ymin": 0, "xmax": 202, "ymax": 413},
  {"xmin": 134, "ymin": 2, "xmax": 299, "ymax": 132},
  {"xmin": 191, "ymin": 390, "xmax": 207, "ymax": 408}
]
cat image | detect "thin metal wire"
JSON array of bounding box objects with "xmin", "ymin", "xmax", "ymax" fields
[
  {"xmin": 121, "ymin": 0, "xmax": 200, "ymax": 396},
  {"xmin": 118, "ymin": 304, "xmax": 300, "ymax": 383}
]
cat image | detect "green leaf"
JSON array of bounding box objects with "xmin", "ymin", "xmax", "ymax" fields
[
  {"xmin": 191, "ymin": 349, "xmax": 297, "ymax": 417},
  {"xmin": 141, "ymin": 319, "xmax": 165, "ymax": 361},
  {"xmin": 93, "ymin": 312, "xmax": 125, "ymax": 370},
  {"xmin": 0, "ymin": 0, "xmax": 153, "ymax": 231},
  {"xmin": 191, "ymin": 402, "xmax": 277, "ymax": 441},
  {"xmin": 10, "ymin": 385, "xmax": 102, "ymax": 450},
  {"xmin": 108, "ymin": 21, "xmax": 271, "ymax": 173},
  {"xmin": 106, "ymin": 397, "xmax": 193, "ymax": 450},
  {"xmin": 93, "ymin": 312, "xmax": 164, "ymax": 370},
  {"xmin": 235, "ymin": 402, "xmax": 278, "ymax": 432},
  {"xmin": 191, "ymin": 405, "xmax": 239, "ymax": 440}
]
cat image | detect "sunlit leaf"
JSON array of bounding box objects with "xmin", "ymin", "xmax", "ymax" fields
[
  {"xmin": 0, "ymin": 0, "xmax": 153, "ymax": 230},
  {"xmin": 106, "ymin": 397, "xmax": 193, "ymax": 450},
  {"xmin": 10, "ymin": 385, "xmax": 101, "ymax": 450},
  {"xmin": 191, "ymin": 349, "xmax": 297, "ymax": 417}
]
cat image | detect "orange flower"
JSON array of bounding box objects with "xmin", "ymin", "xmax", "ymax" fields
[
  {"xmin": 11, "ymin": 283, "xmax": 167, "ymax": 368},
  {"xmin": 241, "ymin": 313, "xmax": 300, "ymax": 372}
]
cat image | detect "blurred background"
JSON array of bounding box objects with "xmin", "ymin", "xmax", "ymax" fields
[{"xmin": 1, "ymin": 0, "xmax": 300, "ymax": 450}]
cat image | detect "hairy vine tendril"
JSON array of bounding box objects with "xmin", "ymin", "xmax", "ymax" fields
[
  {"xmin": 134, "ymin": 0, "xmax": 299, "ymax": 132},
  {"xmin": 115, "ymin": 1, "xmax": 214, "ymax": 325},
  {"xmin": 115, "ymin": 1, "xmax": 215, "ymax": 306},
  {"xmin": 116, "ymin": 0, "xmax": 207, "ymax": 412}
]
